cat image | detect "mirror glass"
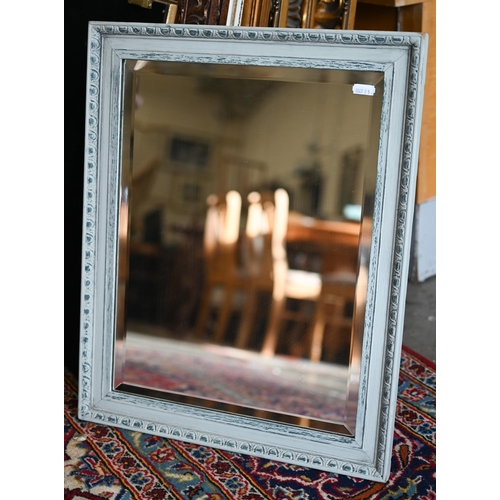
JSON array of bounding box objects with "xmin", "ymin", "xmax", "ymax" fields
[{"xmin": 115, "ymin": 59, "xmax": 383, "ymax": 435}]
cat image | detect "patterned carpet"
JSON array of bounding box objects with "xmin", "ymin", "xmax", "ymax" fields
[{"xmin": 64, "ymin": 346, "xmax": 435, "ymax": 499}]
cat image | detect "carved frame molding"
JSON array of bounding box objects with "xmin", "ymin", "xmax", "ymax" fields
[{"xmin": 79, "ymin": 23, "xmax": 427, "ymax": 482}]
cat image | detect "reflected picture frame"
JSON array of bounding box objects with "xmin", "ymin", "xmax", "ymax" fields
[
  {"xmin": 168, "ymin": 135, "xmax": 211, "ymax": 170},
  {"xmin": 79, "ymin": 22, "xmax": 427, "ymax": 482}
]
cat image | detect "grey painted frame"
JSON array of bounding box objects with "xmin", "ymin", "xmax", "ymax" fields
[{"xmin": 79, "ymin": 22, "xmax": 427, "ymax": 482}]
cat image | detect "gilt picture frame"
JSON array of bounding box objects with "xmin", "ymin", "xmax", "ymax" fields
[{"xmin": 79, "ymin": 22, "xmax": 427, "ymax": 482}]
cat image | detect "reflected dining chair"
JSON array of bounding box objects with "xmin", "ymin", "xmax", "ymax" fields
[
  {"xmin": 195, "ymin": 189, "xmax": 277, "ymax": 346},
  {"xmin": 257, "ymin": 189, "xmax": 358, "ymax": 362},
  {"xmin": 234, "ymin": 190, "xmax": 282, "ymax": 349},
  {"xmin": 307, "ymin": 272, "xmax": 357, "ymax": 362},
  {"xmin": 194, "ymin": 190, "xmax": 243, "ymax": 343},
  {"xmin": 229, "ymin": 187, "xmax": 323, "ymax": 356},
  {"xmin": 258, "ymin": 188, "xmax": 323, "ymax": 357}
]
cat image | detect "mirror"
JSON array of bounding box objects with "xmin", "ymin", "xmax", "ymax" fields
[
  {"xmin": 79, "ymin": 23, "xmax": 427, "ymax": 482},
  {"xmin": 117, "ymin": 60, "xmax": 382, "ymax": 435}
]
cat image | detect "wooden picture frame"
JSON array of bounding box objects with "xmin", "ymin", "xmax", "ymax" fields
[{"xmin": 79, "ymin": 22, "xmax": 427, "ymax": 482}]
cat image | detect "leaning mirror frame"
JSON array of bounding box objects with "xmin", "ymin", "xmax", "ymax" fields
[{"xmin": 79, "ymin": 22, "xmax": 427, "ymax": 483}]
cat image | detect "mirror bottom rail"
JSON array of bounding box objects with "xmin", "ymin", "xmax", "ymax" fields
[
  {"xmin": 118, "ymin": 333, "xmax": 355, "ymax": 434},
  {"xmin": 116, "ymin": 383, "xmax": 354, "ymax": 436}
]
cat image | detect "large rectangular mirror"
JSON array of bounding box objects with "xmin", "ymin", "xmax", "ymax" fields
[{"xmin": 79, "ymin": 22, "xmax": 427, "ymax": 482}]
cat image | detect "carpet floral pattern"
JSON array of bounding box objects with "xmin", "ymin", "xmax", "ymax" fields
[{"xmin": 64, "ymin": 347, "xmax": 435, "ymax": 499}]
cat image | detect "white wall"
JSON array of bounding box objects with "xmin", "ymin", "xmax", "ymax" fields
[{"xmin": 129, "ymin": 71, "xmax": 379, "ymax": 244}]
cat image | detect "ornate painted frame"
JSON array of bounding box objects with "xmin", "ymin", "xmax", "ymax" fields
[{"xmin": 79, "ymin": 22, "xmax": 427, "ymax": 482}]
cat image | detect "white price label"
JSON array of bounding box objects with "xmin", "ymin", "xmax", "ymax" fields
[{"xmin": 352, "ymin": 84, "xmax": 376, "ymax": 96}]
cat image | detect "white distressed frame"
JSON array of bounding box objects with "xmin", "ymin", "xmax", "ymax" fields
[{"xmin": 79, "ymin": 22, "xmax": 427, "ymax": 482}]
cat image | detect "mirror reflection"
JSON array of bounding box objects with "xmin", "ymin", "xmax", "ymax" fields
[{"xmin": 116, "ymin": 60, "xmax": 382, "ymax": 432}]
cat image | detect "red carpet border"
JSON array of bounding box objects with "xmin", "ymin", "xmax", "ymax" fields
[{"xmin": 64, "ymin": 346, "xmax": 435, "ymax": 499}]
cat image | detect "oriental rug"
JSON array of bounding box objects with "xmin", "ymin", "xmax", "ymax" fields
[{"xmin": 64, "ymin": 346, "xmax": 436, "ymax": 499}]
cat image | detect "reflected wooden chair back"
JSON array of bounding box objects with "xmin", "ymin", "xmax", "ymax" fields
[
  {"xmin": 244, "ymin": 189, "xmax": 288, "ymax": 283},
  {"xmin": 258, "ymin": 189, "xmax": 357, "ymax": 362},
  {"xmin": 203, "ymin": 191, "xmax": 242, "ymax": 280},
  {"xmin": 195, "ymin": 190, "xmax": 243, "ymax": 342},
  {"xmin": 237, "ymin": 188, "xmax": 327, "ymax": 357},
  {"xmin": 234, "ymin": 187, "xmax": 324, "ymax": 357},
  {"xmin": 235, "ymin": 189, "xmax": 289, "ymax": 348}
]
